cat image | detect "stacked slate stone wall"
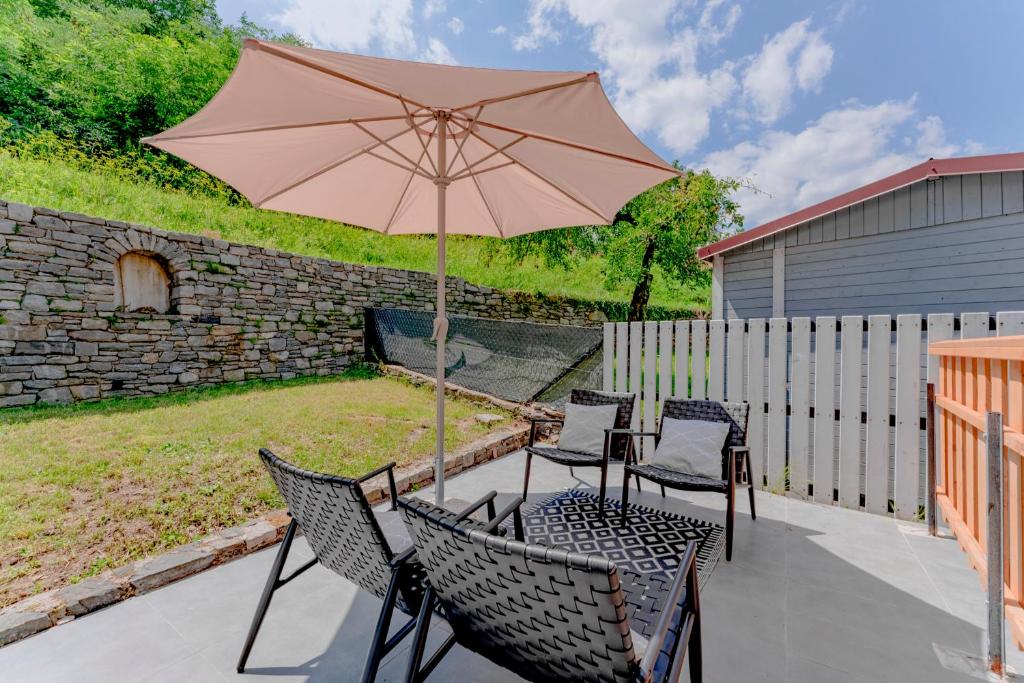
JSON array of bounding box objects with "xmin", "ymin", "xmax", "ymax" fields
[{"xmin": 0, "ymin": 199, "xmax": 609, "ymax": 407}]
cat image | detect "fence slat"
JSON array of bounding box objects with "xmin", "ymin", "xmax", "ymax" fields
[
  {"xmin": 643, "ymin": 322, "xmax": 658, "ymax": 456},
  {"xmin": 789, "ymin": 317, "xmax": 811, "ymax": 499},
  {"xmin": 998, "ymin": 312, "xmax": 1024, "ymax": 599},
  {"xmin": 961, "ymin": 313, "xmax": 988, "ymax": 536},
  {"xmin": 727, "ymin": 319, "xmax": 746, "ymax": 402},
  {"xmin": 746, "ymin": 319, "xmax": 766, "ymax": 489},
  {"xmin": 691, "ymin": 320, "xmax": 707, "ymax": 400},
  {"xmin": 658, "ymin": 321, "xmax": 673, "ymax": 410},
  {"xmin": 927, "ymin": 314, "xmax": 954, "ymax": 503},
  {"xmin": 813, "ymin": 317, "xmax": 837, "ymax": 504},
  {"xmin": 894, "ymin": 314, "xmax": 922, "ymax": 519},
  {"xmin": 767, "ymin": 318, "xmax": 788, "ymax": 493},
  {"xmin": 839, "ymin": 315, "xmax": 864, "ymax": 509},
  {"xmin": 865, "ymin": 315, "xmax": 891, "ymax": 514},
  {"xmin": 615, "ymin": 321, "xmax": 628, "ymax": 393},
  {"xmin": 629, "ymin": 321, "xmax": 642, "ymax": 438},
  {"xmin": 709, "ymin": 320, "xmax": 726, "ymax": 401},
  {"xmin": 603, "ymin": 323, "xmax": 614, "ymax": 391},
  {"xmin": 674, "ymin": 321, "xmax": 690, "ymax": 398}
]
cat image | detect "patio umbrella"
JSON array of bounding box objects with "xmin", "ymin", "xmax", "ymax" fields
[{"xmin": 144, "ymin": 39, "xmax": 677, "ymax": 504}]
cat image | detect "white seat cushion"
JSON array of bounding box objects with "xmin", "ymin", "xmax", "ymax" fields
[
  {"xmin": 558, "ymin": 402, "xmax": 620, "ymax": 456},
  {"xmin": 651, "ymin": 418, "xmax": 731, "ymax": 478}
]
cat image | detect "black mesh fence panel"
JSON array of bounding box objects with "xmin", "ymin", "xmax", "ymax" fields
[{"xmin": 365, "ymin": 308, "xmax": 603, "ymax": 406}]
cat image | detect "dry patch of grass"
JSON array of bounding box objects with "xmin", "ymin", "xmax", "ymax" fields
[{"xmin": 0, "ymin": 371, "xmax": 512, "ymax": 607}]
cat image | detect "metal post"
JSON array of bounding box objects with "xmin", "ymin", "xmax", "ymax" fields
[
  {"xmin": 432, "ymin": 111, "xmax": 450, "ymax": 506},
  {"xmin": 926, "ymin": 383, "xmax": 937, "ymax": 536},
  {"xmin": 986, "ymin": 410, "xmax": 1005, "ymax": 677}
]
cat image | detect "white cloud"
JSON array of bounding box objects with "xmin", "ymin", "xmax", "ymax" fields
[
  {"xmin": 742, "ymin": 19, "xmax": 834, "ymax": 124},
  {"xmin": 422, "ymin": 0, "xmax": 446, "ymax": 19},
  {"xmin": 448, "ymin": 16, "xmax": 464, "ymax": 35},
  {"xmin": 701, "ymin": 99, "xmax": 986, "ymax": 226},
  {"xmin": 512, "ymin": 0, "xmax": 743, "ymax": 155},
  {"xmin": 275, "ymin": 0, "xmax": 416, "ymax": 54},
  {"xmin": 489, "ymin": 25, "xmax": 508, "ymax": 35},
  {"xmin": 421, "ymin": 37, "xmax": 458, "ymax": 65}
]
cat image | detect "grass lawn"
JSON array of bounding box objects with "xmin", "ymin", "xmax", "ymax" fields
[
  {"xmin": 0, "ymin": 152, "xmax": 708, "ymax": 313},
  {"xmin": 0, "ymin": 370, "xmax": 514, "ymax": 608}
]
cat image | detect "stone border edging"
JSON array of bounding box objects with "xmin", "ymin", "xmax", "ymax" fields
[{"xmin": 0, "ymin": 421, "xmax": 530, "ymax": 648}]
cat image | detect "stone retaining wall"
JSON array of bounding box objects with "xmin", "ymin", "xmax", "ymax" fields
[{"xmin": 0, "ymin": 198, "xmax": 610, "ymax": 407}]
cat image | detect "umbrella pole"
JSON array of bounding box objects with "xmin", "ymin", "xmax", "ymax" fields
[{"xmin": 434, "ymin": 112, "xmax": 449, "ymax": 506}]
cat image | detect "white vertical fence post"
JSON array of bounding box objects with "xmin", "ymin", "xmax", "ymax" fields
[
  {"xmin": 658, "ymin": 321, "xmax": 673, "ymax": 410},
  {"xmin": 691, "ymin": 320, "xmax": 707, "ymax": 400},
  {"xmin": 813, "ymin": 317, "xmax": 837, "ymax": 504},
  {"xmin": 674, "ymin": 321, "xmax": 690, "ymax": 398},
  {"xmin": 628, "ymin": 321, "xmax": 642, "ymax": 442},
  {"xmin": 615, "ymin": 321, "xmax": 628, "ymax": 393},
  {"xmin": 789, "ymin": 318, "xmax": 811, "ymax": 499},
  {"xmin": 746, "ymin": 319, "xmax": 766, "ymax": 489},
  {"xmin": 726, "ymin": 319, "xmax": 746, "ymax": 402},
  {"xmin": 839, "ymin": 315, "xmax": 864, "ymax": 509},
  {"xmin": 894, "ymin": 314, "xmax": 922, "ymax": 520},
  {"xmin": 926, "ymin": 314, "xmax": 954, "ymax": 497},
  {"xmin": 642, "ymin": 322, "xmax": 658, "ymax": 456},
  {"xmin": 766, "ymin": 318, "xmax": 788, "ymax": 493},
  {"xmin": 709, "ymin": 319, "xmax": 726, "ymax": 401},
  {"xmin": 865, "ymin": 315, "xmax": 891, "ymax": 514},
  {"xmin": 602, "ymin": 323, "xmax": 614, "ymax": 391}
]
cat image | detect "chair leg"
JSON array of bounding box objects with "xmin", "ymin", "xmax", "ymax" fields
[
  {"xmin": 725, "ymin": 486, "xmax": 735, "ymax": 562},
  {"xmin": 687, "ymin": 559, "xmax": 703, "ymax": 683},
  {"xmin": 598, "ymin": 463, "xmax": 608, "ymax": 519},
  {"xmin": 660, "ymin": 484, "xmax": 666, "ymax": 497},
  {"xmin": 745, "ymin": 452, "xmax": 757, "ymax": 520},
  {"xmin": 522, "ymin": 451, "xmax": 532, "ymax": 501},
  {"xmin": 620, "ymin": 468, "xmax": 631, "ymax": 526},
  {"xmin": 237, "ymin": 517, "xmax": 298, "ymax": 673},
  {"xmin": 569, "ymin": 466, "xmax": 575, "ymax": 478},
  {"xmin": 360, "ymin": 571, "xmax": 403, "ymax": 683},
  {"xmin": 405, "ymin": 588, "xmax": 437, "ymax": 683},
  {"xmin": 635, "ymin": 475, "xmax": 642, "ymax": 492}
]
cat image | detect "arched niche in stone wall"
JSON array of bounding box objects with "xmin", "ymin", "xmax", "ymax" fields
[{"xmin": 114, "ymin": 252, "xmax": 172, "ymax": 314}]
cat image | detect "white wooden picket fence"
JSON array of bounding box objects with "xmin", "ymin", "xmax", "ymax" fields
[{"xmin": 602, "ymin": 311, "xmax": 1024, "ymax": 520}]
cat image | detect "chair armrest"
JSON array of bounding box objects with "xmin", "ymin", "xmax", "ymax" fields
[
  {"xmin": 390, "ymin": 546, "xmax": 417, "ymax": 568},
  {"xmin": 529, "ymin": 417, "xmax": 564, "ymax": 446},
  {"xmin": 481, "ymin": 496, "xmax": 525, "ymax": 541},
  {"xmin": 729, "ymin": 445, "xmax": 750, "ymax": 452},
  {"xmin": 455, "ymin": 491, "xmax": 499, "ymax": 522},
  {"xmin": 607, "ymin": 428, "xmax": 658, "ymax": 437},
  {"xmin": 358, "ymin": 462, "xmax": 399, "ymax": 511},
  {"xmin": 639, "ymin": 542, "xmax": 698, "ymax": 678}
]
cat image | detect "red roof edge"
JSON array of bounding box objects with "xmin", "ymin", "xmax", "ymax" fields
[{"xmin": 698, "ymin": 151, "xmax": 1024, "ymax": 260}]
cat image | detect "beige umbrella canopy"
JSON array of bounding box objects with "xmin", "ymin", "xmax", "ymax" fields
[{"xmin": 145, "ymin": 38, "xmax": 678, "ymax": 503}]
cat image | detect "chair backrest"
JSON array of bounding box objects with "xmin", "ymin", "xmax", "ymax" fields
[
  {"xmin": 400, "ymin": 496, "xmax": 642, "ymax": 683},
  {"xmin": 659, "ymin": 400, "xmax": 749, "ymax": 477},
  {"xmin": 258, "ymin": 449, "xmax": 396, "ymax": 600},
  {"xmin": 569, "ymin": 389, "xmax": 636, "ymax": 459}
]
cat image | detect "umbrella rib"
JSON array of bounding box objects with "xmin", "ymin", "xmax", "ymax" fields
[
  {"xmin": 353, "ymin": 122, "xmax": 432, "ymax": 177},
  {"xmin": 475, "ymin": 120, "xmax": 679, "ymax": 174},
  {"xmin": 143, "ymin": 115, "xmax": 409, "ymax": 143},
  {"xmin": 469, "ymin": 131, "xmax": 610, "ymax": 224},
  {"xmin": 449, "ymin": 134, "xmax": 527, "ymax": 181},
  {"xmin": 401, "ymin": 98, "xmax": 439, "ymax": 177},
  {"xmin": 365, "ymin": 150, "xmax": 433, "ymax": 180},
  {"xmin": 255, "ymin": 126, "xmax": 409, "ymax": 207},
  {"xmin": 451, "ymin": 136, "xmax": 504, "ymax": 238},
  {"xmin": 249, "ymin": 40, "xmax": 431, "ymax": 110},
  {"xmin": 452, "ymin": 160, "xmax": 516, "ymax": 180},
  {"xmin": 451, "ymin": 73, "xmax": 596, "ymax": 113},
  {"xmin": 383, "ymin": 144, "xmax": 430, "ymax": 235}
]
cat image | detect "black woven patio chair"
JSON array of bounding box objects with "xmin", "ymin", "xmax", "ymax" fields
[
  {"xmin": 398, "ymin": 493, "xmax": 702, "ymax": 683},
  {"xmin": 620, "ymin": 399, "xmax": 754, "ymax": 561},
  {"xmin": 523, "ymin": 389, "xmax": 636, "ymax": 518},
  {"xmin": 239, "ymin": 449, "xmax": 490, "ymax": 682}
]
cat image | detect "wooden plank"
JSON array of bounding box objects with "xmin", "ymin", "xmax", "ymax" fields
[
  {"xmin": 772, "ymin": 247, "xmax": 786, "ymax": 317},
  {"xmin": 643, "ymin": 322, "xmax": 658, "ymax": 457},
  {"xmin": 674, "ymin": 320, "xmax": 690, "ymax": 398},
  {"xmin": 822, "ymin": 213, "xmax": 837, "ymax": 242},
  {"xmin": 962, "ymin": 174, "xmax": 982, "ymax": 220},
  {"xmin": 767, "ymin": 318, "xmax": 788, "ymax": 493},
  {"xmin": 1003, "ymin": 171, "xmax": 1024, "ymax": 215},
  {"xmin": 602, "ymin": 323, "xmax": 614, "ymax": 391},
  {"xmin": 813, "ymin": 316, "xmax": 837, "ymax": 504},
  {"xmin": 615, "ymin": 321, "xmax": 629, "ymax": 392},
  {"xmin": 691, "ymin": 320, "xmax": 707, "ymax": 399},
  {"xmin": 835, "ymin": 207, "xmax": 850, "ymax": 240},
  {"xmin": 927, "ymin": 314, "xmax": 955, "ymax": 495},
  {"xmin": 927, "ymin": 177, "xmax": 944, "ymax": 226},
  {"xmin": 943, "ymin": 175, "xmax": 963, "ymax": 223},
  {"xmin": 629, "ymin": 321, "xmax": 642, "ymax": 437},
  {"xmin": 789, "ymin": 317, "xmax": 812, "ymax": 499},
  {"xmin": 726, "ymin": 319, "xmax": 746, "ymax": 402},
  {"xmin": 658, "ymin": 321, "xmax": 673, "ymax": 409},
  {"xmin": 746, "ymin": 319, "xmax": 767, "ymax": 489},
  {"xmin": 878, "ymin": 191, "xmax": 895, "ymax": 233},
  {"xmin": 894, "ymin": 314, "xmax": 922, "ymax": 520},
  {"xmin": 960, "ymin": 313, "xmax": 988, "ymax": 539},
  {"xmin": 894, "ymin": 186, "xmax": 910, "ymax": 230},
  {"xmin": 708, "ymin": 319, "xmax": 726, "ymax": 401},
  {"xmin": 865, "ymin": 315, "xmax": 891, "ymax": 514},
  {"xmin": 839, "ymin": 315, "xmax": 864, "ymax": 509},
  {"xmin": 998, "ymin": 311, "xmax": 1024, "ymax": 337},
  {"xmin": 982, "ymin": 172, "xmax": 1003, "ymax": 217},
  {"xmin": 910, "ymin": 181, "xmax": 928, "ymax": 228}
]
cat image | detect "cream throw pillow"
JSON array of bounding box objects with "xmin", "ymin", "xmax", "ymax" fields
[
  {"xmin": 558, "ymin": 402, "xmax": 620, "ymax": 455},
  {"xmin": 651, "ymin": 418, "xmax": 730, "ymax": 478}
]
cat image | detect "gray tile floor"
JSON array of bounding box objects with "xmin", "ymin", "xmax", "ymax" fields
[{"xmin": 0, "ymin": 450, "xmax": 1017, "ymax": 682}]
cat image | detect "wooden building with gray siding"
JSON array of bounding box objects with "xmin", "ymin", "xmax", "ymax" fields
[{"xmin": 699, "ymin": 152, "xmax": 1024, "ymax": 319}]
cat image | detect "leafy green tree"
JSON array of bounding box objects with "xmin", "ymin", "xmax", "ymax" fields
[{"xmin": 498, "ymin": 168, "xmax": 743, "ymax": 320}]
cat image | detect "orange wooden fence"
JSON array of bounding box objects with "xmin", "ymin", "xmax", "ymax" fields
[{"xmin": 930, "ymin": 335, "xmax": 1024, "ymax": 647}]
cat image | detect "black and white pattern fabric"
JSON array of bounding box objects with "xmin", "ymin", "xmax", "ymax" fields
[{"xmin": 510, "ymin": 489, "xmax": 725, "ymax": 587}]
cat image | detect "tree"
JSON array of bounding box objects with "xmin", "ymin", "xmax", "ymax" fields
[{"xmin": 496, "ymin": 167, "xmax": 744, "ymax": 321}]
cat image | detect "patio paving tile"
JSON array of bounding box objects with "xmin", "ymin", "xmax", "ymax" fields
[{"xmin": 0, "ymin": 449, "xmax": 1002, "ymax": 682}]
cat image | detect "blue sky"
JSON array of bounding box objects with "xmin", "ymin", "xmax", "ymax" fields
[{"xmin": 215, "ymin": 0, "xmax": 1024, "ymax": 227}]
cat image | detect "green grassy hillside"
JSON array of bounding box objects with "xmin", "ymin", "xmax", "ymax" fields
[{"xmin": 0, "ymin": 153, "xmax": 707, "ymax": 312}]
